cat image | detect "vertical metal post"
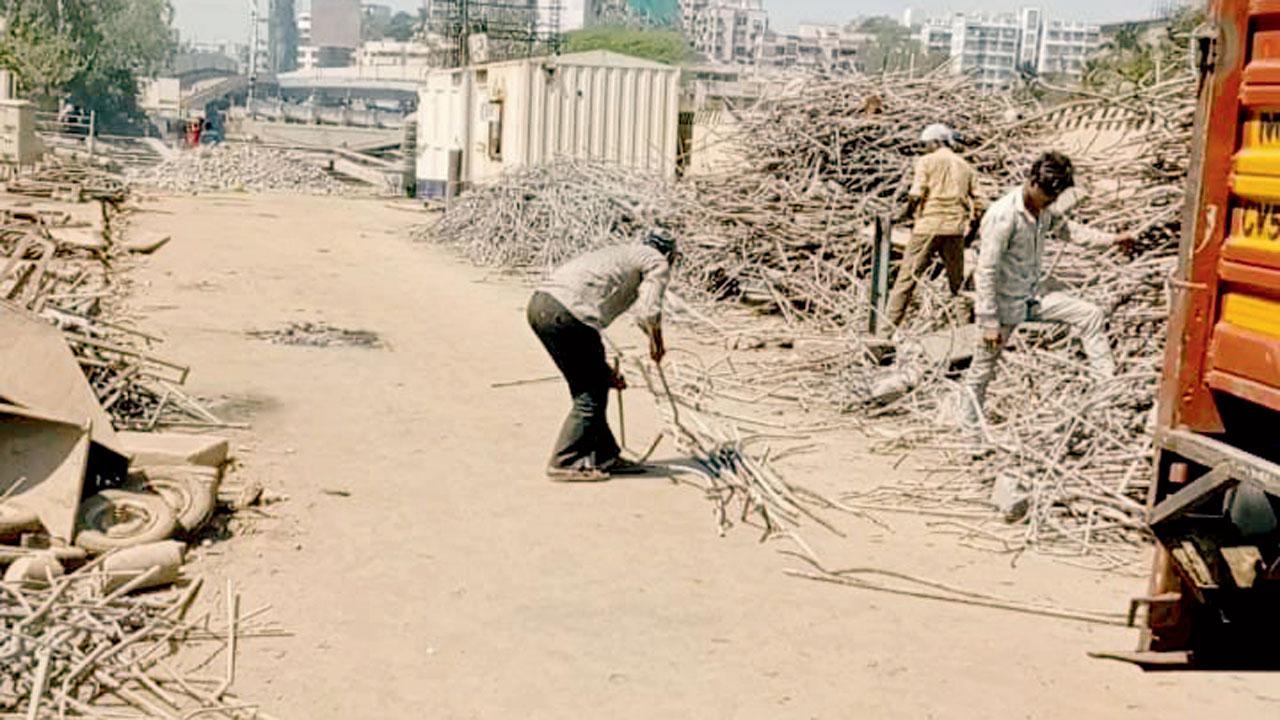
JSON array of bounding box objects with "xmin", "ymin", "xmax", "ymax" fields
[
  {"xmin": 87, "ymin": 111, "xmax": 96, "ymax": 160},
  {"xmin": 869, "ymin": 214, "xmax": 893, "ymax": 335},
  {"xmin": 248, "ymin": 0, "xmax": 260, "ymax": 107}
]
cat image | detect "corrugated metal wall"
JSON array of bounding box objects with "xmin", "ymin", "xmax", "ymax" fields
[
  {"xmin": 415, "ymin": 71, "xmax": 465, "ymax": 197},
  {"xmin": 516, "ymin": 62, "xmax": 679, "ymax": 178},
  {"xmin": 417, "ymin": 54, "xmax": 680, "ymax": 193}
]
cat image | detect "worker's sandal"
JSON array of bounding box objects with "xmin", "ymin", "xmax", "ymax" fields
[
  {"xmin": 601, "ymin": 457, "xmax": 648, "ymax": 475},
  {"xmin": 546, "ymin": 466, "xmax": 611, "ymax": 483}
]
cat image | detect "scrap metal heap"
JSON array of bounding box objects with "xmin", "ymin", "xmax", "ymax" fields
[
  {"xmin": 417, "ymin": 63, "xmax": 1196, "ymax": 568},
  {"xmin": 2, "ymin": 161, "xmax": 227, "ymax": 429},
  {"xmin": 1, "ymin": 160, "xmax": 273, "ymax": 717}
]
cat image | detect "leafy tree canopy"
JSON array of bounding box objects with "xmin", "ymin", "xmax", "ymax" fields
[
  {"xmin": 0, "ymin": 0, "xmax": 174, "ymax": 129},
  {"xmin": 563, "ymin": 26, "xmax": 693, "ymax": 66}
]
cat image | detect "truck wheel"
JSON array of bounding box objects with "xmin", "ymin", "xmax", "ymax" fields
[
  {"xmin": 125, "ymin": 470, "xmax": 217, "ymax": 534},
  {"xmin": 0, "ymin": 502, "xmax": 41, "ymax": 541},
  {"xmin": 75, "ymin": 490, "xmax": 177, "ymax": 555}
]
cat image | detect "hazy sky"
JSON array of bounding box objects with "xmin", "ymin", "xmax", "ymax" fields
[{"xmin": 173, "ymin": 0, "xmax": 1158, "ymax": 43}]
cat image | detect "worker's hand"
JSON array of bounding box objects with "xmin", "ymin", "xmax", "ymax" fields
[
  {"xmin": 609, "ymin": 368, "xmax": 627, "ymax": 391},
  {"xmin": 649, "ymin": 328, "xmax": 666, "ymax": 365},
  {"xmin": 982, "ymin": 327, "xmax": 1003, "ymax": 351}
]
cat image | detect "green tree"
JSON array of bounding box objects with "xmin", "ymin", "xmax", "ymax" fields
[
  {"xmin": 0, "ymin": 0, "xmax": 174, "ymax": 129},
  {"xmin": 1084, "ymin": 8, "xmax": 1204, "ymax": 91},
  {"xmin": 563, "ymin": 26, "xmax": 692, "ymax": 66},
  {"xmin": 386, "ymin": 11, "xmax": 418, "ymax": 43},
  {"xmin": 857, "ymin": 16, "xmax": 924, "ymax": 74}
]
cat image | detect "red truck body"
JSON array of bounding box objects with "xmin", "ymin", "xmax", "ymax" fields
[{"xmin": 1141, "ymin": 0, "xmax": 1280, "ymax": 661}]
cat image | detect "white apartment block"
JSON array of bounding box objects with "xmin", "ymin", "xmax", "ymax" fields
[
  {"xmin": 298, "ymin": 45, "xmax": 320, "ymax": 69},
  {"xmin": 948, "ymin": 12, "xmax": 1022, "ymax": 91},
  {"xmin": 760, "ymin": 23, "xmax": 868, "ymax": 71},
  {"xmin": 358, "ymin": 40, "xmax": 436, "ymax": 67},
  {"xmin": 1035, "ymin": 18, "xmax": 1102, "ymax": 80},
  {"xmin": 681, "ymin": 0, "xmax": 768, "ymax": 65},
  {"xmin": 916, "ymin": 17, "xmax": 953, "ymax": 58},
  {"xmin": 931, "ymin": 7, "xmax": 1101, "ymax": 91}
]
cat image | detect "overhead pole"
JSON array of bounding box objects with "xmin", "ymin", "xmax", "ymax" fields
[{"xmin": 248, "ymin": 0, "xmax": 261, "ymax": 111}]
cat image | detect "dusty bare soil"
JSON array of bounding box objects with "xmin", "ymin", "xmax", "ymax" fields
[{"xmin": 125, "ymin": 194, "xmax": 1280, "ymax": 719}]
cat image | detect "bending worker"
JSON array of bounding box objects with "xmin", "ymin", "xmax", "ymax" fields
[
  {"xmin": 883, "ymin": 123, "xmax": 978, "ymax": 334},
  {"xmin": 960, "ymin": 152, "xmax": 1131, "ymax": 427},
  {"xmin": 527, "ymin": 231, "xmax": 677, "ymax": 482}
]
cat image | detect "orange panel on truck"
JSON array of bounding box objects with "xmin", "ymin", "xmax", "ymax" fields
[{"xmin": 1209, "ymin": 3, "xmax": 1280, "ymax": 414}]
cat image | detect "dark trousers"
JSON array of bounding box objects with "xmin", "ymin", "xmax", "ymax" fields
[{"xmin": 527, "ymin": 292, "xmax": 621, "ymax": 470}]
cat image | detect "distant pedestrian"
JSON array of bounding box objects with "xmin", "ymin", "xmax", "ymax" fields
[
  {"xmin": 527, "ymin": 231, "xmax": 678, "ymax": 482},
  {"xmin": 959, "ymin": 152, "xmax": 1132, "ymax": 429},
  {"xmin": 883, "ymin": 123, "xmax": 979, "ymax": 334},
  {"xmin": 185, "ymin": 119, "xmax": 204, "ymax": 148}
]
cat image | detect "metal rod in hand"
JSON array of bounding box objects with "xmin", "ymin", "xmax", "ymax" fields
[{"xmin": 614, "ymin": 355, "xmax": 626, "ymax": 448}]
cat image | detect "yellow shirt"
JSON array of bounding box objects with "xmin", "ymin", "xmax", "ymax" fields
[{"xmin": 909, "ymin": 147, "xmax": 977, "ymax": 237}]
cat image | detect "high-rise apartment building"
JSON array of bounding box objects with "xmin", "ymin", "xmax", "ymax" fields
[
  {"xmin": 919, "ymin": 7, "xmax": 1101, "ymax": 91},
  {"xmin": 681, "ymin": 0, "xmax": 768, "ymax": 65}
]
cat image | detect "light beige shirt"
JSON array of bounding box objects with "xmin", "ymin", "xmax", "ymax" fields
[
  {"xmin": 909, "ymin": 147, "xmax": 977, "ymax": 237},
  {"xmin": 542, "ymin": 245, "xmax": 670, "ymax": 331}
]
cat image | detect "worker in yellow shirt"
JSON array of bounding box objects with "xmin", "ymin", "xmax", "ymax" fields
[{"xmin": 882, "ymin": 124, "xmax": 979, "ymax": 334}]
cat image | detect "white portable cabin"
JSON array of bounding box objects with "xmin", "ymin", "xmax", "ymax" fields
[{"xmin": 416, "ymin": 50, "xmax": 681, "ymax": 197}]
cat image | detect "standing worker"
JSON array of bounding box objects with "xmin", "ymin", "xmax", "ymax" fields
[
  {"xmin": 882, "ymin": 123, "xmax": 979, "ymax": 335},
  {"xmin": 527, "ymin": 231, "xmax": 678, "ymax": 482},
  {"xmin": 960, "ymin": 152, "xmax": 1132, "ymax": 428}
]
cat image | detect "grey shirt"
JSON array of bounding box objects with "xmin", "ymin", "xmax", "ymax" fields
[
  {"xmin": 974, "ymin": 187, "xmax": 1112, "ymax": 329},
  {"xmin": 542, "ymin": 245, "xmax": 670, "ymax": 331}
]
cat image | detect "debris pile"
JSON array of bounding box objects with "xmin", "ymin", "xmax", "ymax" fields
[
  {"xmin": 0, "ymin": 163, "xmax": 275, "ymax": 715},
  {"xmin": 249, "ymin": 321, "xmax": 383, "ymax": 349},
  {"xmin": 422, "ymin": 160, "xmax": 686, "ymax": 273},
  {"xmin": 1, "ymin": 554, "xmax": 279, "ymax": 718},
  {"xmin": 0, "ymin": 169, "xmax": 228, "ymax": 430},
  {"xmin": 420, "ymin": 62, "xmax": 1198, "ymax": 565},
  {"xmin": 7, "ymin": 164, "xmax": 130, "ymax": 204},
  {"xmin": 130, "ymin": 145, "xmax": 347, "ymax": 195}
]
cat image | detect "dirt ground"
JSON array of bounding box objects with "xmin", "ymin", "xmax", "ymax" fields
[{"xmin": 124, "ymin": 194, "xmax": 1280, "ymax": 719}]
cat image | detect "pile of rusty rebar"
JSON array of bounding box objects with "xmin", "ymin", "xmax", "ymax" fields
[{"xmin": 1, "ymin": 565, "xmax": 279, "ymax": 718}]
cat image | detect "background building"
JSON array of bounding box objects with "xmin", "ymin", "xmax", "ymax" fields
[
  {"xmin": 311, "ymin": 0, "xmax": 363, "ymax": 50},
  {"xmin": 759, "ymin": 23, "xmax": 869, "ymax": 71},
  {"xmin": 681, "ymin": 0, "xmax": 768, "ymax": 65},
  {"xmin": 1034, "ymin": 18, "xmax": 1102, "ymax": 81},
  {"xmin": 359, "ymin": 39, "xmax": 436, "ymax": 67},
  {"xmin": 914, "ymin": 6, "xmax": 1101, "ymax": 90},
  {"xmin": 948, "ymin": 12, "xmax": 1021, "ymax": 91},
  {"xmin": 917, "ymin": 17, "xmax": 953, "ymax": 58},
  {"xmin": 268, "ymin": 0, "xmax": 300, "ymax": 73}
]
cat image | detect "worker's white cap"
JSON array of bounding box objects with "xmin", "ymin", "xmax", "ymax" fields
[{"xmin": 920, "ymin": 124, "xmax": 956, "ymax": 144}]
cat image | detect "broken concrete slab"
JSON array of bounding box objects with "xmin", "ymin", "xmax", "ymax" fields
[
  {"xmin": 46, "ymin": 227, "xmax": 107, "ymax": 252},
  {"xmin": 117, "ymin": 431, "xmax": 230, "ymax": 469},
  {"xmin": 991, "ymin": 474, "xmax": 1031, "ymax": 523},
  {"xmin": 916, "ymin": 323, "xmax": 981, "ymax": 367},
  {"xmin": 0, "ymin": 300, "xmax": 124, "ymax": 459},
  {"xmin": 0, "ymin": 403, "xmax": 91, "ymax": 544}
]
